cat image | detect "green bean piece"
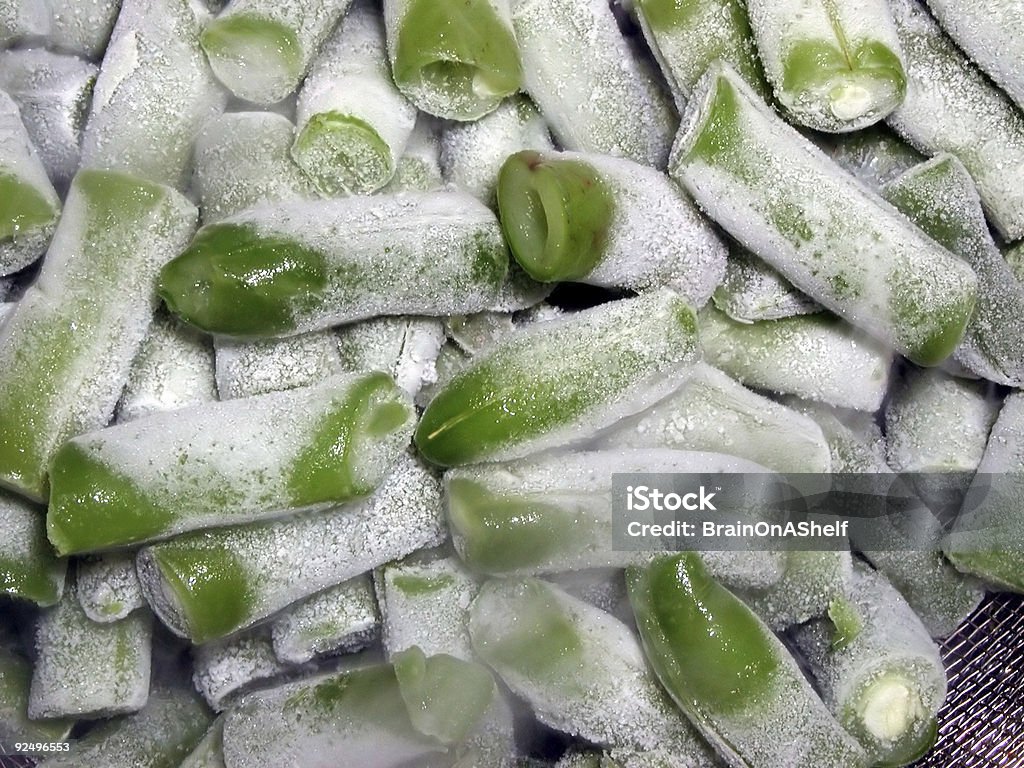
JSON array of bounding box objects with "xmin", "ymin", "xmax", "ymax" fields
[
  {"xmin": 747, "ymin": 0, "xmax": 907, "ymax": 132},
  {"xmin": 416, "ymin": 290, "xmax": 698, "ymax": 466},
  {"xmin": 200, "ymin": 0, "xmax": 353, "ymax": 105},
  {"xmin": 0, "ymin": 170, "xmax": 197, "ymax": 501},
  {"xmin": 627, "ymin": 553, "xmax": 868, "ymax": 767},
  {"xmin": 383, "ymin": 0, "xmax": 522, "ymax": 121},
  {"xmin": 944, "ymin": 391, "xmax": 1024, "ymax": 592},
  {"xmin": 672, "ymin": 63, "xmax": 978, "ymax": 366},
  {"xmin": 883, "ymin": 154, "xmax": 1024, "ymax": 386},
  {"xmin": 0, "ymin": 491, "xmax": 65, "ymax": 606},
  {"xmin": 47, "ymin": 373, "xmax": 413, "ymax": 554},
  {"xmin": 0, "ymin": 647, "xmax": 73, "ymax": 745},
  {"xmin": 792, "ymin": 563, "xmax": 947, "ymax": 766},
  {"xmin": 159, "ymin": 191, "xmax": 509, "ymax": 338}
]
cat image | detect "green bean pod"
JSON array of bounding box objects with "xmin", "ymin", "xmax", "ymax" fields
[
  {"xmin": 627, "ymin": 553, "xmax": 868, "ymax": 767},
  {"xmin": 415, "ymin": 290, "xmax": 698, "ymax": 466}
]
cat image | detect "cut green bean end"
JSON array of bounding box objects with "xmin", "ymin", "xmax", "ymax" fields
[
  {"xmin": 497, "ymin": 151, "xmax": 612, "ymax": 283},
  {"xmin": 47, "ymin": 442, "xmax": 176, "ymax": 555},
  {"xmin": 144, "ymin": 544, "xmax": 255, "ymax": 643},
  {"xmin": 393, "ymin": 0, "xmax": 523, "ymax": 120},
  {"xmin": 0, "ymin": 171, "xmax": 59, "ymax": 244},
  {"xmin": 447, "ymin": 478, "xmax": 574, "ymax": 573},
  {"xmin": 200, "ymin": 13, "xmax": 303, "ymax": 104},
  {"xmin": 159, "ymin": 223, "xmax": 329, "ymax": 338},
  {"xmin": 943, "ymin": 548, "xmax": 1024, "ymax": 594},
  {"xmin": 782, "ymin": 41, "xmax": 906, "ymax": 131},
  {"xmin": 849, "ymin": 672, "xmax": 937, "ymax": 767},
  {"xmin": 292, "ymin": 112, "xmax": 394, "ymax": 196}
]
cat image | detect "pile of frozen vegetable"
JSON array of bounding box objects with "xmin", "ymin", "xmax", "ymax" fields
[{"xmin": 1, "ymin": 0, "xmax": 1023, "ymax": 765}]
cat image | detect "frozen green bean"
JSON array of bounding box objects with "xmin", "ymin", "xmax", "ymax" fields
[
  {"xmin": 0, "ymin": 491, "xmax": 65, "ymax": 606},
  {"xmin": 747, "ymin": 0, "xmax": 906, "ymax": 132},
  {"xmin": 887, "ymin": 0, "xmax": 1024, "ymax": 241},
  {"xmin": 700, "ymin": 305, "xmax": 892, "ymax": 411},
  {"xmin": 381, "ymin": 115, "xmax": 445, "ymax": 193},
  {"xmin": 628, "ymin": 553, "xmax": 868, "ymax": 767},
  {"xmin": 416, "ymin": 290, "xmax": 698, "ymax": 466},
  {"xmin": 944, "ymin": 392, "xmax": 1024, "ymax": 592},
  {"xmin": 0, "ymin": 170, "xmax": 197, "ymax": 501},
  {"xmin": 818, "ymin": 124, "xmax": 924, "ymax": 188},
  {"xmin": 192, "ymin": 628, "xmax": 289, "ymax": 711},
  {"xmin": 0, "ymin": 91, "xmax": 60, "ymax": 276},
  {"xmin": 270, "ymin": 576, "xmax": 379, "ymax": 663},
  {"xmin": 29, "ymin": 581, "xmax": 152, "ymax": 719},
  {"xmin": 82, "ymin": 0, "xmax": 227, "ymax": 190},
  {"xmin": 0, "ymin": 49, "xmax": 96, "ymax": 187},
  {"xmin": 214, "ymin": 331, "xmax": 344, "ymax": 400},
  {"xmin": 883, "ymin": 154, "xmax": 1024, "ymax": 386},
  {"xmin": 632, "ymin": 0, "xmax": 767, "ymax": 107},
  {"xmin": 672, "ymin": 63, "xmax": 977, "ymax": 366},
  {"xmin": 136, "ymin": 453, "xmax": 446, "ymax": 643},
  {"xmin": 597, "ymin": 362, "xmax": 833, "ymax": 473},
  {"xmin": 0, "ymin": 647, "xmax": 73, "ymax": 745},
  {"xmin": 497, "ymin": 149, "xmax": 726, "ymax": 303},
  {"xmin": 200, "ymin": 0, "xmax": 353, "ymax": 104},
  {"xmin": 178, "ymin": 715, "xmax": 226, "ymax": 768},
  {"xmin": 293, "ymin": 0, "xmax": 416, "ymax": 195},
  {"xmin": 160, "ymin": 191, "xmax": 510, "ymax": 338},
  {"xmin": 0, "ymin": 0, "xmax": 120, "ymax": 59},
  {"xmin": 383, "ymin": 0, "xmax": 522, "ymax": 121},
  {"xmin": 336, "ymin": 316, "xmax": 446, "ymax": 397},
  {"xmin": 792, "ymin": 563, "xmax": 946, "ymax": 766},
  {"xmin": 77, "ymin": 555, "xmax": 146, "ymax": 623},
  {"xmin": 47, "ymin": 373, "xmax": 414, "ymax": 554},
  {"xmin": 512, "ymin": 0, "xmax": 677, "ymax": 167}
]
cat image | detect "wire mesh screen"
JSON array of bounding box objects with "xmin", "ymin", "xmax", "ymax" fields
[
  {"xmin": 914, "ymin": 592, "xmax": 1024, "ymax": 767},
  {"xmin": 3, "ymin": 593, "xmax": 1022, "ymax": 768}
]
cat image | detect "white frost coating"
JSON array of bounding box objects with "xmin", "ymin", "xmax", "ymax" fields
[
  {"xmin": 884, "ymin": 155, "xmax": 1024, "ymax": 386},
  {"xmin": 469, "ymin": 579, "xmax": 716, "ymax": 766},
  {"xmin": 117, "ymin": 313, "xmax": 217, "ymax": 422},
  {"xmin": 294, "ymin": 0, "xmax": 416, "ymax": 195},
  {"xmin": 193, "ymin": 112, "xmax": 317, "ymax": 225},
  {"xmin": 81, "ymin": 0, "xmax": 227, "ymax": 190},
  {"xmin": 747, "ymin": 0, "xmax": 906, "ymax": 131},
  {"xmin": 77, "ymin": 554, "xmax": 147, "ymax": 623},
  {"xmin": 193, "ymin": 628, "xmax": 290, "ymax": 711},
  {"xmin": 885, "ymin": 368, "xmax": 998, "ymax": 474},
  {"xmin": 138, "ymin": 453, "xmax": 447, "ymax": 640},
  {"xmin": 713, "ymin": 246, "xmax": 822, "ymax": 322},
  {"xmin": 201, "ymin": 0, "xmax": 353, "ymax": 104},
  {"xmin": 215, "ymin": 331, "xmax": 344, "ymax": 400},
  {"xmin": 792, "ymin": 564, "xmax": 945, "ymax": 764},
  {"xmin": 545, "ymin": 568, "xmax": 629, "ymax": 621},
  {"xmin": 0, "ymin": 91, "xmax": 60, "ymax": 275},
  {"xmin": 926, "ymin": 0, "xmax": 1024, "ymax": 112},
  {"xmin": 177, "ymin": 715, "xmax": 226, "ymax": 768},
  {"xmin": 512, "ymin": 0, "xmax": 677, "ymax": 167},
  {"xmin": 0, "ymin": 49, "xmax": 96, "ymax": 187},
  {"xmin": 440, "ymin": 95, "xmax": 553, "ymax": 206},
  {"xmin": 0, "ymin": 2, "xmax": 50, "ymax": 47},
  {"xmin": 58, "ymin": 374, "xmax": 413, "ymax": 541},
  {"xmin": 887, "ymin": 0, "xmax": 1024, "ymax": 241},
  {"xmin": 379, "ymin": 556, "xmax": 478, "ymax": 660},
  {"xmin": 700, "ymin": 306, "xmax": 891, "ymax": 412},
  {"xmin": 447, "ymin": 449, "xmax": 772, "ymax": 575},
  {"xmin": 820, "ymin": 127, "xmax": 923, "ymax": 189},
  {"xmin": 380, "ymin": 115, "xmax": 444, "ymax": 193},
  {"xmin": 738, "ymin": 550, "xmax": 853, "ymax": 630},
  {"xmin": 271, "ymin": 576, "xmax": 379, "ymax": 663},
  {"xmin": 0, "ymin": 174, "xmax": 197, "ymax": 501},
  {"xmin": 336, "ymin": 317, "xmax": 445, "ymax": 397},
  {"xmin": 42, "ymin": 0, "xmax": 123, "ymax": 59},
  {"xmin": 597, "ymin": 363, "xmax": 833, "ymax": 473},
  {"xmin": 29, "ymin": 582, "xmax": 152, "ymax": 719},
  {"xmin": 673, "ymin": 64, "xmax": 978, "ymax": 364},
  {"xmin": 221, "ymin": 191, "xmax": 509, "ymax": 333}
]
